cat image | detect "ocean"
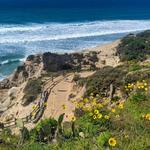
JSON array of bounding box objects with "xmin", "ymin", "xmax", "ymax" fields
[{"xmin": 0, "ymin": 7, "xmax": 150, "ymax": 80}]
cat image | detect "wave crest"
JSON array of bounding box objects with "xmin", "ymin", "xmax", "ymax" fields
[
  {"xmin": 0, "ymin": 58, "xmax": 25, "ymax": 65},
  {"xmin": 0, "ymin": 20, "xmax": 150, "ymax": 44}
]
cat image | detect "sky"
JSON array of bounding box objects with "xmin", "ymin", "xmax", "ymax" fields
[{"xmin": 0, "ymin": 0, "xmax": 150, "ymax": 8}]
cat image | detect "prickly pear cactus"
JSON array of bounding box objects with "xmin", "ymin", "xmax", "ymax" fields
[{"xmin": 58, "ymin": 113, "xmax": 65, "ymax": 135}]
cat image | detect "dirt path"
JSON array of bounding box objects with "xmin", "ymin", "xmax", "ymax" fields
[{"xmin": 43, "ymin": 74, "xmax": 75, "ymax": 121}]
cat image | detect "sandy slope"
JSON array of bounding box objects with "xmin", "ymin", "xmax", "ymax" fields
[
  {"xmin": 43, "ymin": 40, "xmax": 121, "ymax": 121},
  {"xmin": 43, "ymin": 71, "xmax": 94, "ymax": 121},
  {"xmin": 0, "ymin": 40, "xmax": 121, "ymax": 128},
  {"xmin": 84, "ymin": 40, "xmax": 121, "ymax": 67}
]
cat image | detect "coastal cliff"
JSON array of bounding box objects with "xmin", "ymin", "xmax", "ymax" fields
[
  {"xmin": 0, "ymin": 39, "xmax": 120, "ymax": 121},
  {"xmin": 0, "ymin": 31, "xmax": 150, "ymax": 150}
]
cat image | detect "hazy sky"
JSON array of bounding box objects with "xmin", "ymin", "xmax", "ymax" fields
[{"xmin": 0, "ymin": 0, "xmax": 150, "ymax": 8}]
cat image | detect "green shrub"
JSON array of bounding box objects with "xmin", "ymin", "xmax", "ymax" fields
[
  {"xmin": 23, "ymin": 78, "xmax": 42, "ymax": 105},
  {"xmin": 33, "ymin": 118, "xmax": 58, "ymax": 142},
  {"xmin": 76, "ymin": 114, "xmax": 100, "ymax": 137},
  {"xmin": 96, "ymin": 131, "xmax": 111, "ymax": 147},
  {"xmin": 117, "ymin": 30, "xmax": 150, "ymax": 61},
  {"xmin": 0, "ymin": 128, "xmax": 18, "ymax": 149},
  {"xmin": 85, "ymin": 66, "xmax": 126, "ymax": 96},
  {"xmin": 129, "ymin": 92, "xmax": 148, "ymax": 102},
  {"xmin": 73, "ymin": 73, "xmax": 81, "ymax": 83}
]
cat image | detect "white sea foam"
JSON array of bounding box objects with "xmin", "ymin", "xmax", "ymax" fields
[
  {"xmin": 0, "ymin": 58, "xmax": 25, "ymax": 65},
  {"xmin": 0, "ymin": 20, "xmax": 150, "ymax": 44},
  {"xmin": 0, "ymin": 20, "xmax": 150, "ymax": 78}
]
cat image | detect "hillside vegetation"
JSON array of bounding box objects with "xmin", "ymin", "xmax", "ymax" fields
[{"xmin": 117, "ymin": 30, "xmax": 150, "ymax": 61}]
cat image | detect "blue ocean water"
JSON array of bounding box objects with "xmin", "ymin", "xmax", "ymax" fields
[{"xmin": 0, "ymin": 7, "xmax": 150, "ymax": 80}]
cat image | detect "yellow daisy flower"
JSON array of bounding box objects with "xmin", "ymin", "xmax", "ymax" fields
[
  {"xmin": 108, "ymin": 137, "xmax": 117, "ymax": 147},
  {"xmin": 97, "ymin": 113, "xmax": 103, "ymax": 119},
  {"xmin": 118, "ymin": 103, "xmax": 124, "ymax": 109},
  {"xmin": 93, "ymin": 115, "xmax": 97, "ymax": 120},
  {"xmin": 94, "ymin": 109, "xmax": 99, "ymax": 114},
  {"xmin": 145, "ymin": 114, "xmax": 150, "ymax": 121},
  {"xmin": 70, "ymin": 116, "xmax": 76, "ymax": 122},
  {"xmin": 145, "ymin": 88, "xmax": 148, "ymax": 91},
  {"xmin": 116, "ymin": 115, "xmax": 120, "ymax": 118},
  {"xmin": 83, "ymin": 98, "xmax": 89, "ymax": 103},
  {"xmin": 97, "ymin": 103, "xmax": 103, "ymax": 108},
  {"xmin": 104, "ymin": 115, "xmax": 110, "ymax": 120},
  {"xmin": 111, "ymin": 108, "xmax": 116, "ymax": 113},
  {"xmin": 62, "ymin": 104, "xmax": 67, "ymax": 110},
  {"xmin": 44, "ymin": 102, "xmax": 47, "ymax": 107}
]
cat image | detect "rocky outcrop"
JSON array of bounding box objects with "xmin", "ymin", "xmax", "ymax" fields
[
  {"xmin": 0, "ymin": 51, "xmax": 98, "ymax": 89},
  {"xmin": 0, "ymin": 54, "xmax": 43, "ymax": 89},
  {"xmin": 42, "ymin": 52, "xmax": 98, "ymax": 72}
]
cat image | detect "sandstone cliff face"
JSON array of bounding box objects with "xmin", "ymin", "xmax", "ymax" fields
[
  {"xmin": 0, "ymin": 54, "xmax": 43, "ymax": 89},
  {"xmin": 0, "ymin": 52, "xmax": 98, "ymax": 89},
  {"xmin": 0, "ymin": 51, "xmax": 98, "ymax": 113}
]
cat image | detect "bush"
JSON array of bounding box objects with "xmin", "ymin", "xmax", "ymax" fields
[
  {"xmin": 30, "ymin": 118, "xmax": 57, "ymax": 142},
  {"xmin": 85, "ymin": 66, "xmax": 127, "ymax": 96},
  {"xmin": 117, "ymin": 30, "xmax": 150, "ymax": 61},
  {"xmin": 22, "ymin": 78, "xmax": 42, "ymax": 106},
  {"xmin": 73, "ymin": 73, "xmax": 81, "ymax": 83},
  {"xmin": 129, "ymin": 92, "xmax": 148, "ymax": 102}
]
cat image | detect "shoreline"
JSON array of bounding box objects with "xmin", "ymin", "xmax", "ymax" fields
[{"xmin": 0, "ymin": 39, "xmax": 120, "ymax": 81}]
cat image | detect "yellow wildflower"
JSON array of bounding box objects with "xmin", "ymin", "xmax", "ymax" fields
[
  {"xmin": 31, "ymin": 112, "xmax": 36, "ymax": 117},
  {"xmin": 86, "ymin": 106, "xmax": 92, "ymax": 111},
  {"xmin": 83, "ymin": 98, "xmax": 89, "ymax": 103},
  {"xmin": 125, "ymin": 134, "xmax": 129, "ymax": 138},
  {"xmin": 108, "ymin": 138, "xmax": 117, "ymax": 147},
  {"xmin": 145, "ymin": 114, "xmax": 150, "ymax": 121},
  {"xmin": 44, "ymin": 102, "xmax": 47, "ymax": 107},
  {"xmin": 92, "ymin": 98, "xmax": 97, "ymax": 103},
  {"xmin": 116, "ymin": 115, "xmax": 120, "ymax": 118},
  {"xmin": 96, "ymin": 94, "xmax": 99, "ymax": 97},
  {"xmin": 90, "ymin": 93, "xmax": 94, "ymax": 96},
  {"xmin": 118, "ymin": 103, "xmax": 124, "ymax": 109},
  {"xmin": 92, "ymin": 101, "xmax": 97, "ymax": 106},
  {"xmin": 97, "ymin": 113, "xmax": 103, "ymax": 119},
  {"xmin": 62, "ymin": 104, "xmax": 67, "ymax": 110},
  {"xmin": 32, "ymin": 105, "xmax": 37, "ymax": 110},
  {"xmin": 93, "ymin": 115, "xmax": 97, "ymax": 120},
  {"xmin": 94, "ymin": 109, "xmax": 99, "ymax": 114},
  {"xmin": 70, "ymin": 116, "xmax": 76, "ymax": 122},
  {"xmin": 78, "ymin": 102, "xmax": 84, "ymax": 108},
  {"xmin": 111, "ymin": 108, "xmax": 116, "ymax": 113},
  {"xmin": 145, "ymin": 88, "xmax": 148, "ymax": 91},
  {"xmin": 97, "ymin": 103, "xmax": 103, "ymax": 108},
  {"xmin": 104, "ymin": 115, "xmax": 110, "ymax": 120}
]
